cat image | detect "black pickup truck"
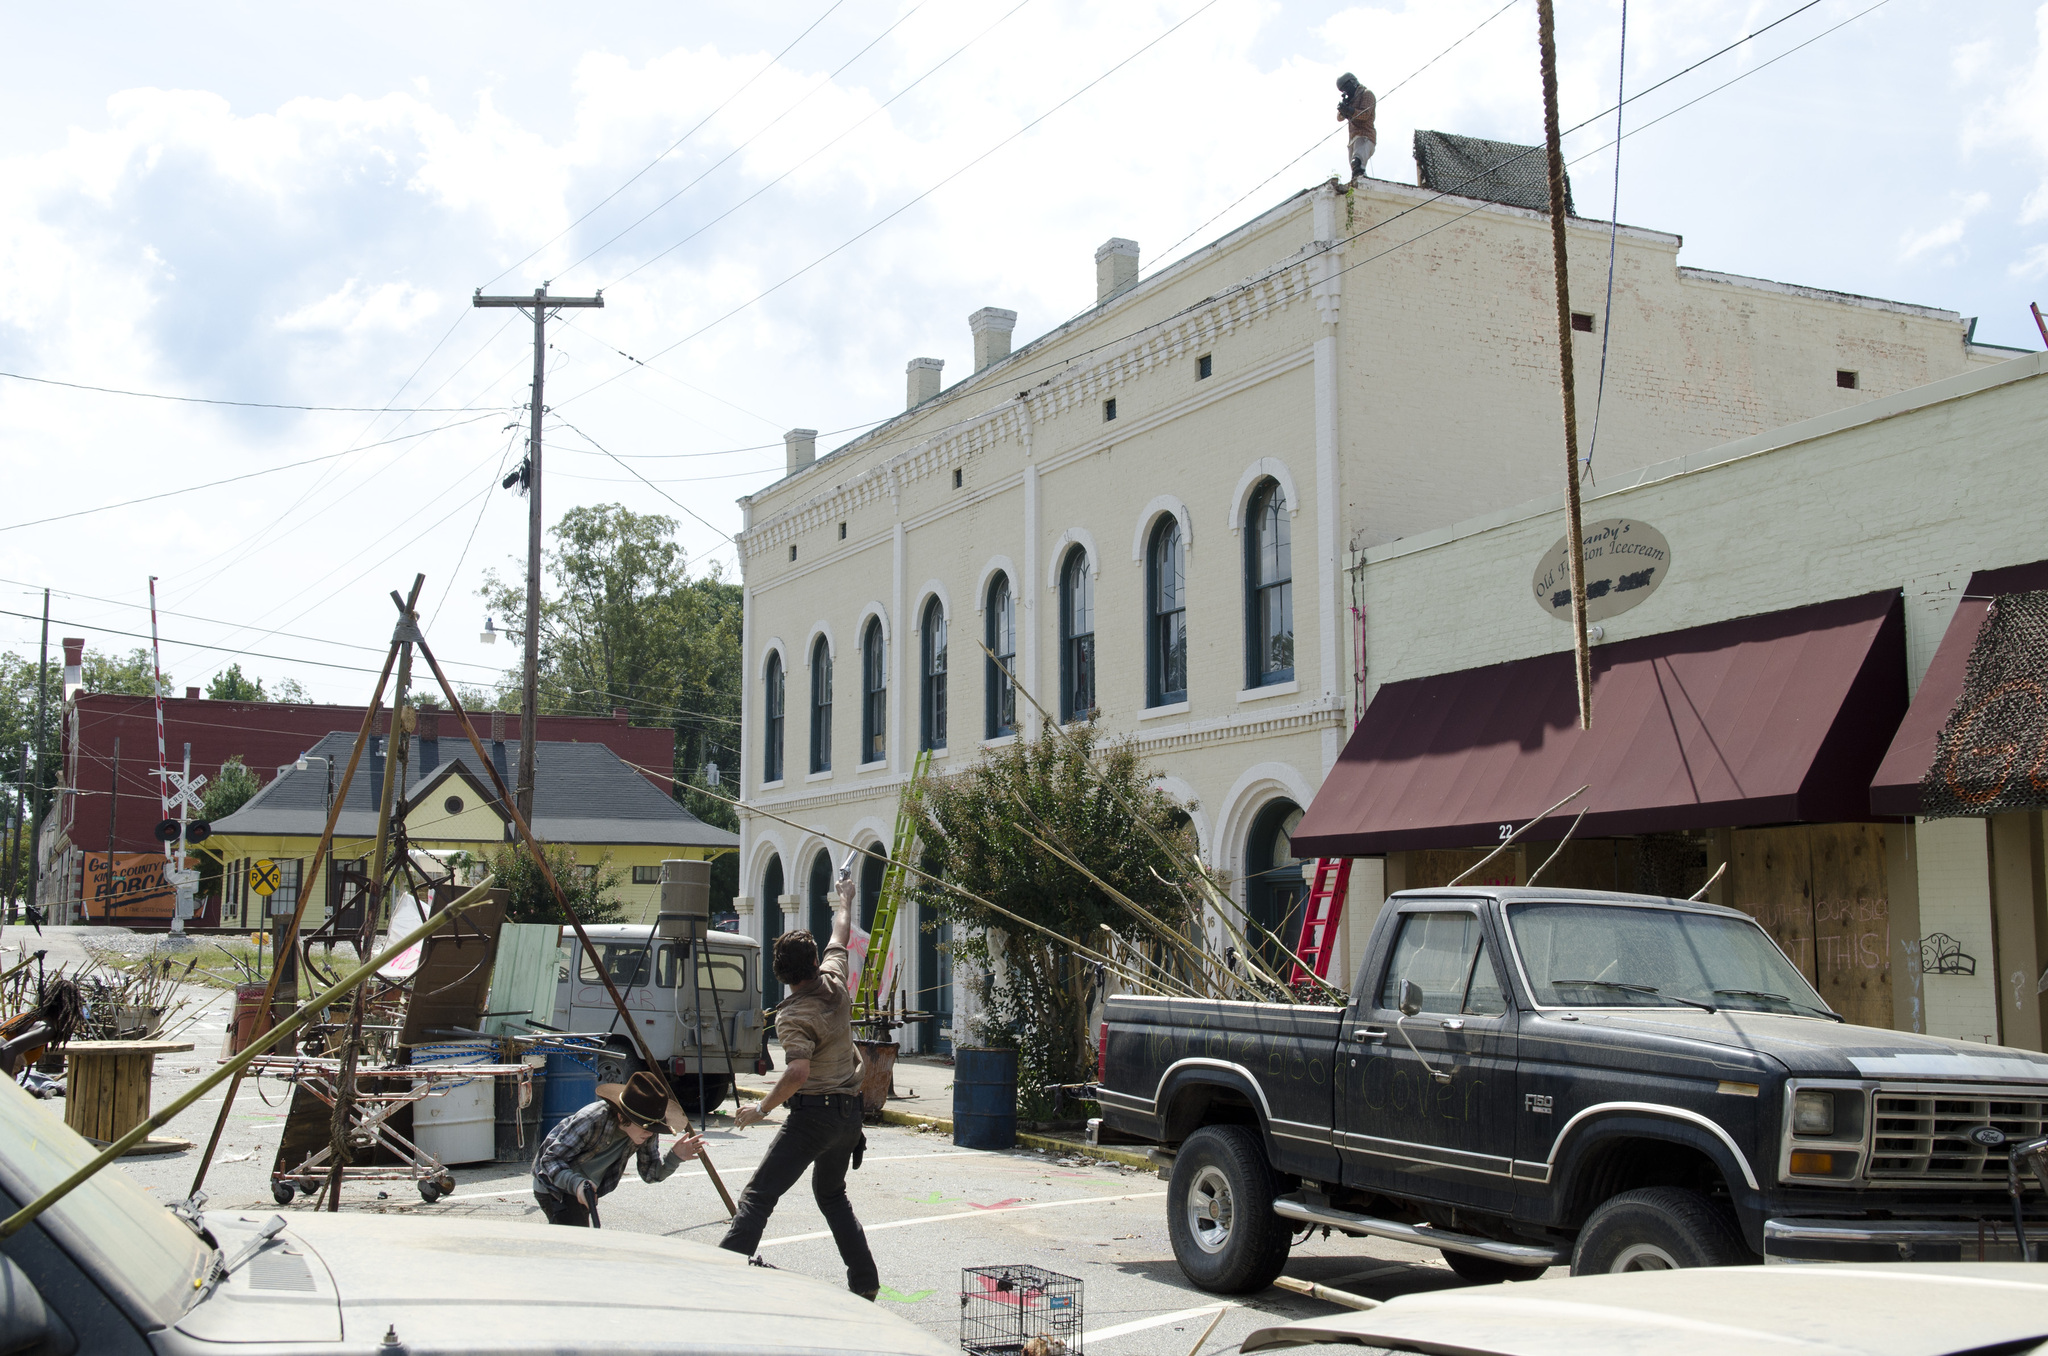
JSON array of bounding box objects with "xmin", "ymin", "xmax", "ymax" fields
[{"xmin": 1094, "ymin": 887, "xmax": 2048, "ymax": 1290}]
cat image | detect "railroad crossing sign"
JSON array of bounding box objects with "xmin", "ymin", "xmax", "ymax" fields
[
  {"xmin": 160, "ymin": 768, "xmax": 207, "ymax": 816},
  {"xmin": 250, "ymin": 859, "xmax": 281, "ymax": 896}
]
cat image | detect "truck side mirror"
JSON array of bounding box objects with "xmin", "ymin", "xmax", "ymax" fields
[
  {"xmin": 1399, "ymin": 980, "xmax": 1424, "ymax": 1018},
  {"xmin": 0, "ymin": 1254, "xmax": 73, "ymax": 1355}
]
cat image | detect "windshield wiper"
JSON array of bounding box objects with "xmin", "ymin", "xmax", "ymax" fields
[
  {"xmin": 1552, "ymin": 980, "xmax": 1716, "ymax": 1013},
  {"xmin": 198, "ymin": 1214, "xmax": 287, "ymax": 1304},
  {"xmin": 1713, "ymin": 989, "xmax": 1844, "ymax": 1021}
]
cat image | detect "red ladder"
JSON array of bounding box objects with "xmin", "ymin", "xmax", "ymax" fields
[{"xmin": 1290, "ymin": 858, "xmax": 1353, "ymax": 985}]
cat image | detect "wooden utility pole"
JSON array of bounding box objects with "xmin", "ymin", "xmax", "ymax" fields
[
  {"xmin": 470, "ymin": 286, "xmax": 603, "ymax": 819},
  {"xmin": 1536, "ymin": 0, "xmax": 1594, "ymax": 729}
]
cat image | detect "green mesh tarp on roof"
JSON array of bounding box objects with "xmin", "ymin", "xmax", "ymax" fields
[{"xmin": 1919, "ymin": 588, "xmax": 2048, "ymax": 818}]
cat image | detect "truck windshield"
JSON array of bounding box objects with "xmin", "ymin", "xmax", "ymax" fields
[
  {"xmin": 1506, "ymin": 901, "xmax": 1831, "ymax": 1016},
  {"xmin": 0, "ymin": 1077, "xmax": 211, "ymax": 1325}
]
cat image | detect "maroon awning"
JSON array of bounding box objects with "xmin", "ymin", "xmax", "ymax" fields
[
  {"xmin": 1293, "ymin": 591, "xmax": 1906, "ymax": 857},
  {"xmin": 1869, "ymin": 559, "xmax": 2048, "ymax": 817}
]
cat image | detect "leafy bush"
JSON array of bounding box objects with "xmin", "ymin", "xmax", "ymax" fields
[
  {"xmin": 483, "ymin": 841, "xmax": 626, "ymax": 926},
  {"xmin": 914, "ymin": 724, "xmax": 1199, "ymax": 1117}
]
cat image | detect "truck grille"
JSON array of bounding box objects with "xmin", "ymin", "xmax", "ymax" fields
[{"xmin": 1869, "ymin": 1087, "xmax": 2048, "ymax": 1182}]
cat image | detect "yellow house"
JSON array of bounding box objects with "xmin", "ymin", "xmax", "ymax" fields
[{"xmin": 209, "ymin": 732, "xmax": 737, "ymax": 927}]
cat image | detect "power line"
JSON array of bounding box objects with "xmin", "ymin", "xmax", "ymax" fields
[
  {"xmin": 1583, "ymin": 0, "xmax": 1629, "ymax": 482},
  {"xmin": 563, "ymin": 0, "xmax": 1221, "ymax": 399},
  {"xmin": 430, "ymin": 423, "xmax": 525, "ymax": 631},
  {"xmin": 0, "ymin": 368, "xmax": 505, "ymax": 414},
  {"xmin": 0, "ymin": 609, "xmax": 401, "ymax": 676},
  {"xmin": 0, "ymin": 576, "xmax": 501, "ymax": 672},
  {"xmin": 557, "ymin": 0, "xmax": 936, "ymax": 281},
  {"xmin": 548, "ymin": 419, "xmax": 736, "ymax": 547},
  {"xmin": 1146, "ymin": 0, "xmax": 1524, "ymax": 288},
  {"xmin": 481, "ymin": 0, "xmax": 853, "ymax": 290},
  {"xmin": 0, "ymin": 410, "xmax": 508, "ymax": 534},
  {"xmin": 599, "ymin": 0, "xmax": 1039, "ymax": 292}
]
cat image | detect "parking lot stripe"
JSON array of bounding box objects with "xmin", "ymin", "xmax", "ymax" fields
[
  {"xmin": 1082, "ymin": 1302, "xmax": 1237, "ymax": 1346},
  {"xmin": 759, "ymin": 1191, "xmax": 1166, "ymax": 1247}
]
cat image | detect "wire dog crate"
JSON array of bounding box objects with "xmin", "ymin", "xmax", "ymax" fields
[{"xmin": 959, "ymin": 1265, "xmax": 1083, "ymax": 1356}]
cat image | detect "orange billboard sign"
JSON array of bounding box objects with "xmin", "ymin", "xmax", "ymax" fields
[{"xmin": 83, "ymin": 853, "xmax": 188, "ymax": 921}]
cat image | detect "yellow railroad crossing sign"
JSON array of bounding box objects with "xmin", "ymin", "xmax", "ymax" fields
[{"xmin": 249, "ymin": 859, "xmax": 281, "ymax": 896}]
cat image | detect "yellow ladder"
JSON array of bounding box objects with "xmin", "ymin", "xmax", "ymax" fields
[{"xmin": 854, "ymin": 748, "xmax": 931, "ymax": 1020}]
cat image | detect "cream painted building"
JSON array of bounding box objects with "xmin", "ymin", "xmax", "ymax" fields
[
  {"xmin": 732, "ymin": 147, "xmax": 2017, "ymax": 1049},
  {"xmin": 1299, "ymin": 352, "xmax": 2048, "ymax": 1049}
]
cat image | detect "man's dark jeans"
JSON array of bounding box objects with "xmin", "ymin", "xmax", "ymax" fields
[{"xmin": 719, "ymin": 1093, "xmax": 877, "ymax": 1296}]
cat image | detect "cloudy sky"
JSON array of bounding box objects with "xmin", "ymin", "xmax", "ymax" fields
[{"xmin": 2, "ymin": 0, "xmax": 2042, "ymax": 705}]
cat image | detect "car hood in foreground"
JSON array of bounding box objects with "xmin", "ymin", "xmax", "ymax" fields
[
  {"xmin": 1239, "ymin": 1263, "xmax": 2048, "ymax": 1356},
  {"xmin": 1560, "ymin": 1009, "xmax": 2048, "ymax": 1081},
  {"xmin": 173, "ymin": 1211, "xmax": 949, "ymax": 1356}
]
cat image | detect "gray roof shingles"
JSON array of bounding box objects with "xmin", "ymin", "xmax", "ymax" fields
[{"xmin": 212, "ymin": 733, "xmax": 736, "ymax": 849}]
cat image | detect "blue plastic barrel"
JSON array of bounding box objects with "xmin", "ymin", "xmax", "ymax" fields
[
  {"xmin": 952, "ymin": 1047, "xmax": 1018, "ymax": 1150},
  {"xmin": 540, "ymin": 1049, "xmax": 597, "ymax": 1142}
]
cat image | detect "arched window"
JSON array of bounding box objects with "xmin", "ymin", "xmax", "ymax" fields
[
  {"xmin": 1147, "ymin": 517, "xmax": 1187, "ymax": 706},
  {"xmin": 760, "ymin": 854, "xmax": 785, "ymax": 1005},
  {"xmin": 985, "ymin": 574, "xmax": 1016, "ymax": 739},
  {"xmin": 861, "ymin": 618, "xmax": 886, "ymax": 764},
  {"xmin": 920, "ymin": 599, "xmax": 947, "ymax": 751},
  {"xmin": 1244, "ymin": 799, "xmax": 1304, "ymax": 974},
  {"xmin": 1244, "ymin": 479, "xmax": 1293, "ymax": 687},
  {"xmin": 809, "ymin": 637, "xmax": 833, "ymax": 774},
  {"xmin": 859, "ymin": 843, "xmax": 886, "ymax": 934},
  {"xmin": 806, "ymin": 850, "xmax": 835, "ymax": 945},
  {"xmin": 1059, "ymin": 547, "xmax": 1096, "ymax": 723},
  {"xmin": 763, "ymin": 653, "xmax": 785, "ymax": 783}
]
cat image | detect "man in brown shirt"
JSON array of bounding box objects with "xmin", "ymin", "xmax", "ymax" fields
[
  {"xmin": 1338, "ymin": 72, "xmax": 1375, "ymax": 180},
  {"xmin": 720, "ymin": 871, "xmax": 878, "ymax": 1298}
]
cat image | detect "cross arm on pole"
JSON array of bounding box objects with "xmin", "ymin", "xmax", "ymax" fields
[{"xmin": 472, "ymin": 289, "xmax": 604, "ymax": 309}]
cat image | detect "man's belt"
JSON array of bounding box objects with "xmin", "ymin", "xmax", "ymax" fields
[{"xmin": 789, "ymin": 1092, "xmax": 860, "ymax": 1107}]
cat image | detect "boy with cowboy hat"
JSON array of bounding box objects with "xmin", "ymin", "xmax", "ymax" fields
[{"xmin": 533, "ymin": 1069, "xmax": 704, "ymax": 1226}]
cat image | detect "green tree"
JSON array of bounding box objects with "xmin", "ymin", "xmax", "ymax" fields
[
  {"xmin": 914, "ymin": 725, "xmax": 1200, "ymax": 1115},
  {"xmin": 202, "ymin": 757, "xmax": 263, "ymax": 822},
  {"xmin": 482, "ymin": 503, "xmax": 742, "ymax": 842},
  {"xmin": 83, "ymin": 647, "xmax": 163, "ymax": 695},
  {"xmin": 483, "ymin": 841, "xmax": 627, "ymax": 926},
  {"xmin": 273, "ymin": 678, "xmax": 313, "ymax": 703},
  {"xmin": 0, "ymin": 652, "xmax": 65, "ymax": 905},
  {"xmin": 206, "ymin": 664, "xmax": 266, "ymax": 701}
]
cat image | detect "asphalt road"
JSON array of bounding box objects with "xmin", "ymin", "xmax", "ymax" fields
[{"xmin": 13, "ymin": 925, "xmax": 1529, "ymax": 1353}]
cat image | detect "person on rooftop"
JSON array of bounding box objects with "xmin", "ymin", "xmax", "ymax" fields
[{"xmin": 1338, "ymin": 72, "xmax": 1376, "ymax": 180}]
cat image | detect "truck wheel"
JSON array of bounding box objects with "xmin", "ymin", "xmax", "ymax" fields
[
  {"xmin": 1166, "ymin": 1125, "xmax": 1290, "ymax": 1294},
  {"xmin": 594, "ymin": 1046, "xmax": 642, "ymax": 1086},
  {"xmin": 669, "ymin": 1074, "xmax": 732, "ymax": 1116},
  {"xmin": 1443, "ymin": 1250, "xmax": 1548, "ymax": 1284},
  {"xmin": 1571, "ymin": 1187, "xmax": 1752, "ymax": 1274}
]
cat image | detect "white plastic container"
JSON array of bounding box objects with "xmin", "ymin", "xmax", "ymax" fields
[{"xmin": 411, "ymin": 1040, "xmax": 496, "ymax": 1166}]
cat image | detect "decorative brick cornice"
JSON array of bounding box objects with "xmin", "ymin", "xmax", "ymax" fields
[{"xmin": 735, "ymin": 249, "xmax": 1330, "ymax": 560}]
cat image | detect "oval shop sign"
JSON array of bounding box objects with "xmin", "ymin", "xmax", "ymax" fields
[{"xmin": 1531, "ymin": 519, "xmax": 1671, "ymax": 623}]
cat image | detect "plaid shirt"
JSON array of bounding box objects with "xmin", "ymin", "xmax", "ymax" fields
[{"xmin": 533, "ymin": 1099, "xmax": 681, "ymax": 1200}]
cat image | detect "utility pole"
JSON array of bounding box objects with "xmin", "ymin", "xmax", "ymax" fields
[
  {"xmin": 27, "ymin": 590, "xmax": 47, "ymax": 920},
  {"xmin": 471, "ymin": 286, "xmax": 603, "ymax": 821}
]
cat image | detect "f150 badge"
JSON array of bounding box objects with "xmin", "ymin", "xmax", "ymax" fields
[{"xmin": 1525, "ymin": 1094, "xmax": 1554, "ymax": 1114}]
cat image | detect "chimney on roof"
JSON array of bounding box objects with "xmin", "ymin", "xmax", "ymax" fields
[
  {"xmin": 61, "ymin": 638, "xmax": 83, "ymax": 702},
  {"xmin": 906, "ymin": 357, "xmax": 944, "ymax": 409},
  {"xmin": 784, "ymin": 428, "xmax": 817, "ymax": 475},
  {"xmin": 185, "ymin": 686, "xmax": 200, "ymax": 700},
  {"xmin": 969, "ymin": 308, "xmax": 1017, "ymax": 371},
  {"xmin": 1096, "ymin": 238, "xmax": 1140, "ymax": 301}
]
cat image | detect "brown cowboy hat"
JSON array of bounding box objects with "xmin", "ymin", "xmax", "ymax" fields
[{"xmin": 595, "ymin": 1070, "xmax": 686, "ymax": 1133}]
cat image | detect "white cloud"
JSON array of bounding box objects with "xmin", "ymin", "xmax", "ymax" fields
[
  {"xmin": 276, "ymin": 279, "xmax": 440, "ymax": 334},
  {"xmin": 1898, "ymin": 192, "xmax": 1989, "ymax": 264}
]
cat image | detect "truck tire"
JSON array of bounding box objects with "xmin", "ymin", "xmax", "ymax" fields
[
  {"xmin": 1166, "ymin": 1125, "xmax": 1291, "ymax": 1294},
  {"xmin": 1442, "ymin": 1250, "xmax": 1549, "ymax": 1284},
  {"xmin": 1571, "ymin": 1187, "xmax": 1752, "ymax": 1275}
]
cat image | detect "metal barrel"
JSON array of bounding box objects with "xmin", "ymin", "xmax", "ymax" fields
[
  {"xmin": 540, "ymin": 1049, "xmax": 598, "ymax": 1142},
  {"xmin": 951, "ymin": 1046, "xmax": 1017, "ymax": 1150},
  {"xmin": 494, "ymin": 1057, "xmax": 547, "ymax": 1164}
]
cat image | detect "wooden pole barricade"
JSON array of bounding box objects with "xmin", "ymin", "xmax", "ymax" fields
[
  {"xmin": 4, "ymin": 880, "xmax": 495, "ymax": 1239},
  {"xmin": 407, "ymin": 621, "xmax": 739, "ymax": 1217},
  {"xmin": 186, "ymin": 587, "xmax": 411, "ymax": 1198}
]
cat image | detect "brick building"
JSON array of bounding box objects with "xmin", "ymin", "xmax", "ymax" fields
[{"xmin": 37, "ymin": 647, "xmax": 677, "ymax": 925}]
